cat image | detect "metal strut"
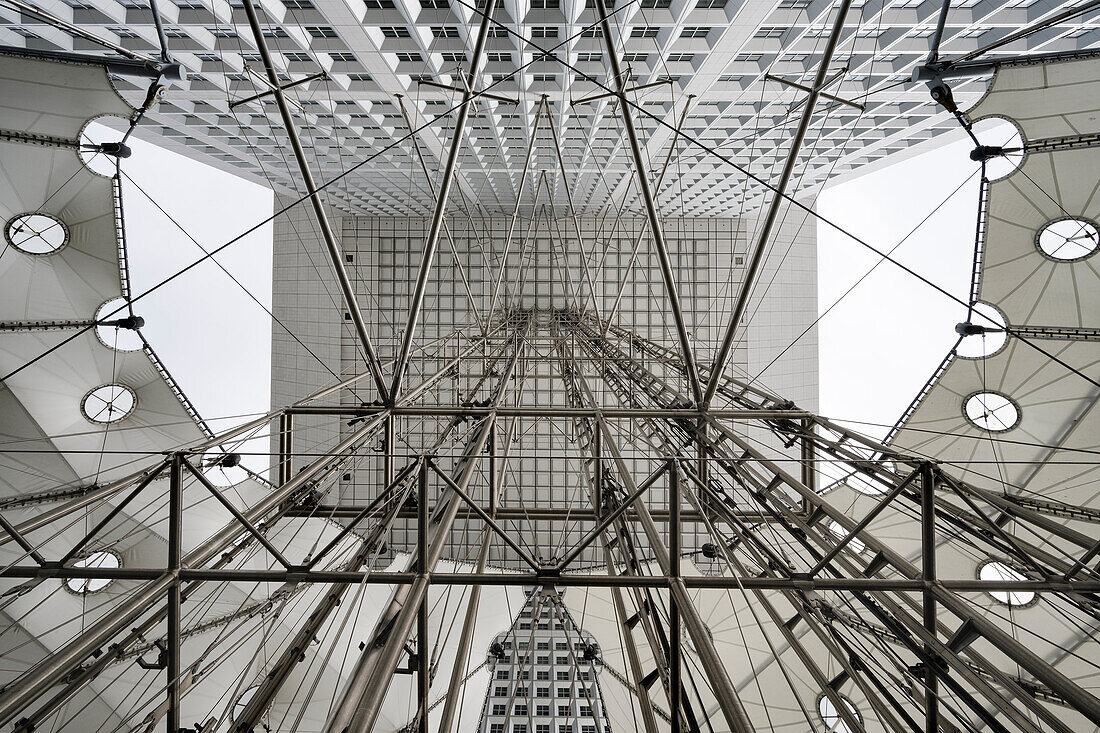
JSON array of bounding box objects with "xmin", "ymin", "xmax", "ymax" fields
[
  {"xmin": 704, "ymin": 0, "xmax": 854, "ymax": 407},
  {"xmin": 240, "ymin": 0, "xmax": 388, "ymax": 399}
]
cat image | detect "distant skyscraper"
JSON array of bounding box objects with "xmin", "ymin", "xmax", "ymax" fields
[{"xmin": 479, "ymin": 588, "xmax": 608, "ymax": 733}]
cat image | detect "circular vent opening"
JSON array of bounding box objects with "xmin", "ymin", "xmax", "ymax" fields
[
  {"xmin": 81, "ymin": 384, "xmax": 136, "ymax": 424},
  {"xmin": 5, "ymin": 212, "xmax": 68, "ymax": 255}
]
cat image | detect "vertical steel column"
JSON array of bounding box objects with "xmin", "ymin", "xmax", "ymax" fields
[
  {"xmin": 166, "ymin": 453, "xmax": 183, "ymax": 733},
  {"xmin": 240, "ymin": 0, "xmax": 388, "ymax": 398},
  {"xmin": 697, "ymin": 419, "xmax": 709, "ymax": 517},
  {"xmin": 488, "ymin": 422, "xmax": 498, "ymax": 516},
  {"xmin": 388, "ymin": 0, "xmax": 500, "ymax": 401},
  {"xmin": 593, "ymin": 428, "xmax": 603, "ymax": 520},
  {"xmin": 921, "ymin": 463, "xmax": 939, "ymax": 733},
  {"xmin": 593, "ymin": 0, "xmax": 704, "ymax": 404},
  {"xmin": 800, "ymin": 417, "xmax": 815, "ymax": 494},
  {"xmin": 703, "ymin": 0, "xmax": 853, "ymax": 406},
  {"xmin": 436, "ymin": 532, "xmax": 492, "ymax": 733},
  {"xmin": 417, "ymin": 460, "xmax": 430, "ymax": 733},
  {"xmin": 278, "ymin": 412, "xmax": 293, "ymax": 486},
  {"xmin": 668, "ymin": 459, "xmax": 682, "ymax": 732},
  {"xmin": 385, "ymin": 414, "xmax": 395, "ymax": 487}
]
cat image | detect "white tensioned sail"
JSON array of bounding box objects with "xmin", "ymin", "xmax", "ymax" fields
[
  {"xmin": 0, "ymin": 53, "xmax": 210, "ymax": 487},
  {"xmin": 889, "ymin": 53, "xmax": 1100, "ymax": 513},
  {"xmin": 0, "ymin": 53, "xmax": 451, "ymax": 731},
  {"xmin": 0, "ymin": 54, "xmax": 291, "ymax": 728}
]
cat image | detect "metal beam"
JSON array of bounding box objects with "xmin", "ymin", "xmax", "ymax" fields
[
  {"xmin": 706, "ymin": 419, "xmax": 1100, "ymax": 729},
  {"xmin": 429, "ymin": 459, "xmax": 541, "ymax": 571},
  {"xmin": 240, "ymin": 0, "xmax": 388, "ymax": 399},
  {"xmin": 703, "ymin": 0, "xmax": 853, "ymax": 407},
  {"xmin": 920, "ymin": 463, "xmax": 939, "ymax": 733},
  {"xmin": 0, "ymin": 413, "xmax": 389, "ymax": 726},
  {"xmin": 284, "ymin": 405, "xmax": 808, "ymax": 419},
  {"xmin": 396, "ymin": 94, "xmax": 488, "ymax": 337},
  {"xmin": 436, "ymin": 531, "xmax": 492, "ymax": 733},
  {"xmin": 486, "ymin": 97, "xmax": 546, "ymax": 327},
  {"xmin": 601, "ymin": 97, "xmax": 694, "ymax": 338},
  {"xmin": 937, "ymin": 0, "xmax": 1100, "ymax": 68},
  {"xmin": 668, "ymin": 460, "xmax": 683, "ymax": 732},
  {"xmin": 594, "ymin": 0, "xmax": 704, "ymax": 405},
  {"xmin": 0, "ymin": 0, "xmax": 163, "ymax": 67},
  {"xmin": 7, "ymin": 562, "xmax": 1100, "ymax": 593},
  {"xmin": 166, "ymin": 454, "xmax": 183, "ymax": 733},
  {"xmin": 556, "ymin": 461, "xmax": 669, "ymax": 570},
  {"xmin": 387, "ymin": 0, "xmax": 501, "ymax": 402},
  {"xmin": 568, "ymin": 355, "xmax": 755, "ymax": 733},
  {"xmin": 285, "ymin": 505, "xmax": 781, "ymax": 523},
  {"xmin": 323, "ymin": 330, "xmax": 522, "ymax": 732},
  {"xmin": 544, "ymin": 96, "xmax": 604, "ymax": 323},
  {"xmin": 230, "ymin": 469, "xmax": 409, "ymax": 730}
]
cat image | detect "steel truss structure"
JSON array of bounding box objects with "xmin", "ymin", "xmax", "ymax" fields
[
  {"xmin": 1, "ymin": 0, "xmax": 1099, "ymax": 732},
  {"xmin": 1, "ymin": 304, "xmax": 1099, "ymax": 731}
]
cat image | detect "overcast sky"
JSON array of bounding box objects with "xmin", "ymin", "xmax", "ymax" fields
[
  {"xmin": 120, "ymin": 124, "xmax": 996, "ymax": 449},
  {"xmin": 120, "ymin": 133, "xmax": 273, "ymax": 456},
  {"xmin": 817, "ymin": 120, "xmax": 1016, "ymax": 439}
]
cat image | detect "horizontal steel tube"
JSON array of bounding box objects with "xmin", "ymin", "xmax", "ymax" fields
[
  {"xmin": 0, "ymin": 415, "xmax": 387, "ymax": 725},
  {"xmin": 285, "ymin": 405, "xmax": 810, "ymax": 419},
  {"xmin": 7, "ymin": 566, "xmax": 1097, "ymax": 592},
  {"xmin": 284, "ymin": 506, "xmax": 784, "ymax": 522}
]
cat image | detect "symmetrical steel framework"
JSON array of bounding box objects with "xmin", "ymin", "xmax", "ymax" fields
[
  {"xmin": 1, "ymin": 1, "xmax": 1100, "ymax": 732},
  {"xmin": 2, "ymin": 307, "xmax": 1099, "ymax": 730}
]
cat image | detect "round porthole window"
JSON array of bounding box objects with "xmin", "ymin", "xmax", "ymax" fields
[
  {"xmin": 818, "ymin": 693, "xmax": 862, "ymax": 733},
  {"xmin": 1036, "ymin": 217, "xmax": 1099, "ymax": 262},
  {"xmin": 971, "ymin": 117, "xmax": 1025, "ymax": 180},
  {"xmin": 963, "ymin": 391, "xmax": 1020, "ymax": 433},
  {"xmin": 95, "ymin": 298, "xmax": 144, "ymax": 351},
  {"xmin": 978, "ymin": 560, "xmax": 1036, "ymax": 607},
  {"xmin": 81, "ymin": 384, "xmax": 137, "ymax": 424},
  {"xmin": 65, "ymin": 549, "xmax": 120, "ymax": 594},
  {"xmin": 79, "ymin": 116, "xmax": 129, "ymax": 176},
  {"xmin": 5, "ymin": 212, "xmax": 68, "ymax": 255},
  {"xmin": 232, "ymin": 685, "xmax": 259, "ymax": 720},
  {"xmin": 956, "ymin": 301, "xmax": 1008, "ymax": 359}
]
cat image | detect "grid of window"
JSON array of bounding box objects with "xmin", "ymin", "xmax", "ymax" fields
[
  {"xmin": 480, "ymin": 592, "xmax": 608, "ymax": 733},
  {"xmin": 681, "ymin": 26, "xmax": 711, "ymax": 38}
]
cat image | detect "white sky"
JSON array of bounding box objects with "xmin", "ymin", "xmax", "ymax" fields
[
  {"xmin": 121, "ymin": 126, "xmax": 996, "ymax": 448},
  {"xmin": 817, "ymin": 128, "xmax": 994, "ymax": 439},
  {"xmin": 120, "ymin": 134, "xmax": 273, "ymax": 442}
]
